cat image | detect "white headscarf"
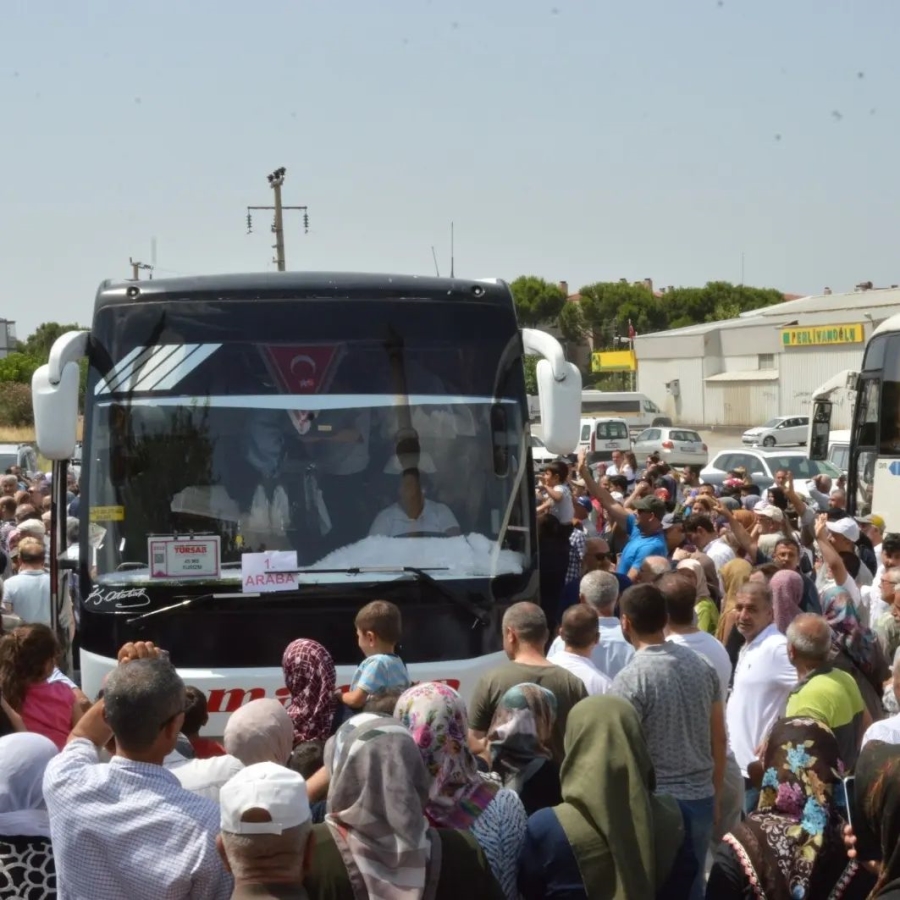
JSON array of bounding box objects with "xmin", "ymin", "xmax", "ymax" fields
[{"xmin": 0, "ymin": 732, "xmax": 58, "ymax": 838}]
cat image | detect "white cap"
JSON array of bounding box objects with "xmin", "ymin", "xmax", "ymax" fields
[
  {"xmin": 755, "ymin": 504, "xmax": 784, "ymax": 523},
  {"xmin": 220, "ymin": 762, "xmax": 310, "ymax": 835},
  {"xmin": 826, "ymin": 517, "xmax": 860, "ymax": 542}
]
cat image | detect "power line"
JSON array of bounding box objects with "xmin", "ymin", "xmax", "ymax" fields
[{"xmin": 246, "ymin": 167, "xmax": 309, "ymax": 271}]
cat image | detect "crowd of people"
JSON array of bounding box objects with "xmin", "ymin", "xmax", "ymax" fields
[{"xmin": 5, "ymin": 446, "xmax": 900, "ymax": 897}]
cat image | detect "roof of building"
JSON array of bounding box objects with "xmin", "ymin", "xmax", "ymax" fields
[
  {"xmin": 741, "ymin": 285, "xmax": 900, "ymax": 319},
  {"xmin": 705, "ymin": 369, "xmax": 780, "ymax": 383}
]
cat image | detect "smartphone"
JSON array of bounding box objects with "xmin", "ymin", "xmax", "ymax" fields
[{"xmin": 843, "ymin": 775, "xmax": 882, "ymax": 862}]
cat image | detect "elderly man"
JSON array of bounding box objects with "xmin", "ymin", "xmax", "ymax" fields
[
  {"xmin": 785, "ymin": 613, "xmax": 869, "ymax": 768},
  {"xmin": 726, "ymin": 582, "xmax": 797, "ymax": 797},
  {"xmin": 468, "ymin": 601, "xmax": 587, "ymax": 762},
  {"xmin": 1, "ymin": 536, "xmax": 57, "ymax": 627},
  {"xmin": 550, "ymin": 569, "xmax": 634, "ymax": 679},
  {"xmin": 0, "ymin": 474, "xmax": 16, "ymax": 498},
  {"xmin": 865, "ymin": 533, "xmax": 900, "ymax": 626},
  {"xmin": 43, "ymin": 642, "xmax": 232, "ymax": 899},
  {"xmin": 217, "ymin": 763, "xmax": 314, "ymax": 899},
  {"xmin": 875, "ymin": 567, "xmax": 900, "ymax": 664}
]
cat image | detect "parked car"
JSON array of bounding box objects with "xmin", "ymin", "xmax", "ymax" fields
[
  {"xmin": 576, "ymin": 417, "xmax": 632, "ymax": 465},
  {"xmin": 530, "ymin": 434, "xmax": 558, "ymax": 466},
  {"xmin": 741, "ymin": 416, "xmax": 810, "ymax": 447},
  {"xmin": 700, "ymin": 448, "xmax": 842, "ymax": 493},
  {"xmin": 633, "ymin": 427, "xmax": 709, "ymax": 467},
  {"xmin": 826, "ymin": 429, "xmax": 850, "ymax": 476}
]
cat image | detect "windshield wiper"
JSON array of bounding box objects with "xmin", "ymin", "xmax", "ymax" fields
[
  {"xmin": 288, "ymin": 565, "xmax": 491, "ymax": 627},
  {"xmin": 126, "ymin": 592, "xmax": 262, "ymax": 625}
]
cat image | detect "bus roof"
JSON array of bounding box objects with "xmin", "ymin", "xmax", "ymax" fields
[
  {"xmin": 93, "ymin": 272, "xmax": 513, "ymax": 313},
  {"xmin": 872, "ymin": 311, "xmax": 900, "ymax": 338}
]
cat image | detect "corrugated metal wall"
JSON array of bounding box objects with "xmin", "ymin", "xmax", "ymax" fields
[
  {"xmin": 638, "ymin": 357, "xmax": 706, "ymax": 425},
  {"xmin": 779, "ymin": 346, "xmax": 863, "ymax": 428},
  {"xmin": 705, "ymin": 381, "xmax": 780, "ymax": 426}
]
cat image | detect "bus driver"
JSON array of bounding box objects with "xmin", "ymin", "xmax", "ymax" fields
[{"xmin": 369, "ymin": 468, "xmax": 461, "ymax": 538}]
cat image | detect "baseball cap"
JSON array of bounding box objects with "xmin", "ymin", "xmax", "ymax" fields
[
  {"xmin": 755, "ymin": 504, "xmax": 784, "ymax": 523},
  {"xmin": 858, "ymin": 514, "xmax": 886, "ymax": 531},
  {"xmin": 220, "ymin": 762, "xmax": 311, "ymax": 835},
  {"xmin": 826, "ymin": 517, "xmax": 860, "ymax": 543},
  {"xmin": 661, "ymin": 513, "xmax": 683, "ymax": 531},
  {"xmin": 632, "ymin": 496, "xmax": 666, "ymax": 518},
  {"xmin": 576, "ymin": 496, "xmax": 593, "ymax": 512}
]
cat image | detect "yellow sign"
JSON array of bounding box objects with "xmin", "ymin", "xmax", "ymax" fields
[
  {"xmin": 591, "ymin": 350, "xmax": 636, "ymax": 372},
  {"xmin": 781, "ymin": 323, "xmax": 864, "ymax": 347},
  {"xmin": 90, "ymin": 505, "xmax": 125, "ymax": 522}
]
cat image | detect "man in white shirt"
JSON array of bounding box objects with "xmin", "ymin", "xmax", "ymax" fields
[
  {"xmin": 549, "ymin": 569, "xmax": 634, "ymax": 678},
  {"xmin": 726, "ymin": 581, "xmax": 797, "ymax": 800},
  {"xmin": 605, "ymin": 450, "xmax": 634, "ymax": 484},
  {"xmin": 369, "ymin": 468, "xmax": 460, "ymax": 537},
  {"xmin": 659, "ymin": 571, "xmax": 744, "ymax": 845},
  {"xmin": 862, "ymin": 531, "xmax": 900, "ymax": 626},
  {"xmin": 862, "ymin": 652, "xmax": 900, "ymax": 748},
  {"xmin": 546, "ymin": 604, "xmax": 612, "ymax": 696},
  {"xmin": 684, "ymin": 513, "xmax": 735, "ymax": 574}
]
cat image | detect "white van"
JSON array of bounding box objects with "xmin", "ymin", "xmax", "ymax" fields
[
  {"xmin": 827, "ymin": 429, "xmax": 850, "ymax": 475},
  {"xmin": 580, "ymin": 391, "xmax": 671, "ymax": 432},
  {"xmin": 577, "ymin": 417, "xmax": 632, "ymax": 464}
]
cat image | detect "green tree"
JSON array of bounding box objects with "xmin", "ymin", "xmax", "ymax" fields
[
  {"xmin": 0, "ymin": 383, "xmax": 34, "ymax": 427},
  {"xmin": 510, "ymin": 276, "xmax": 567, "ymax": 328},
  {"xmin": 18, "ymin": 322, "xmax": 86, "ymax": 359},
  {"xmin": 576, "ymin": 281, "xmax": 664, "ymax": 347},
  {"xmin": 0, "ymin": 352, "xmax": 41, "ymax": 384},
  {"xmin": 522, "ymin": 355, "xmax": 538, "ymax": 395}
]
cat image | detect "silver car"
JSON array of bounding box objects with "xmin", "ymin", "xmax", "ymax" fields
[
  {"xmin": 741, "ymin": 416, "xmax": 809, "ymax": 447},
  {"xmin": 633, "ymin": 427, "xmax": 708, "ymax": 467}
]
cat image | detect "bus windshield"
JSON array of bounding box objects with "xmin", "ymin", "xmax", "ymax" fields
[{"xmin": 85, "ymin": 298, "xmax": 531, "ymax": 588}]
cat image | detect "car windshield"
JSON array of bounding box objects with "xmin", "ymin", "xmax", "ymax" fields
[
  {"xmin": 531, "ymin": 436, "xmax": 545, "ymax": 448},
  {"xmin": 768, "ymin": 456, "xmax": 841, "ymax": 478},
  {"xmin": 762, "ymin": 419, "xmax": 782, "ymax": 428}
]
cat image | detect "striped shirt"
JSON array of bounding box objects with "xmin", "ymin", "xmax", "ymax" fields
[{"xmin": 43, "ymin": 739, "xmax": 232, "ymax": 900}]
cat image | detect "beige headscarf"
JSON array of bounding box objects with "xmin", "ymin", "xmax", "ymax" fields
[
  {"xmin": 223, "ymin": 699, "xmax": 294, "ymax": 766},
  {"xmin": 676, "ymin": 558, "xmax": 707, "ymax": 604}
]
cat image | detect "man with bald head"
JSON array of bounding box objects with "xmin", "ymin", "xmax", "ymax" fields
[
  {"xmin": 467, "ymin": 601, "xmax": 587, "ymax": 762},
  {"xmin": 726, "ymin": 581, "xmax": 797, "ymax": 792},
  {"xmin": 638, "ymin": 555, "xmax": 671, "ymax": 583},
  {"xmin": 784, "ymin": 613, "xmax": 869, "ymax": 768}
]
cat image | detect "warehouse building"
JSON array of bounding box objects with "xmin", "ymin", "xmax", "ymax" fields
[{"xmin": 634, "ymin": 284, "xmax": 900, "ymax": 428}]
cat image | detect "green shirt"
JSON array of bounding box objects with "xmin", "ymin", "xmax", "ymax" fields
[{"xmin": 785, "ymin": 666, "xmax": 865, "ymax": 768}]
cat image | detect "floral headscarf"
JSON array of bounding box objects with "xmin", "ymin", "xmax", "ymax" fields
[
  {"xmin": 282, "ymin": 638, "xmax": 337, "ymax": 744},
  {"xmin": 487, "ymin": 683, "xmax": 556, "ymax": 793},
  {"xmin": 393, "ymin": 682, "xmax": 499, "ymax": 830},
  {"xmin": 820, "ymin": 586, "xmax": 878, "ymax": 678},
  {"xmin": 723, "ymin": 717, "xmax": 857, "ymax": 900}
]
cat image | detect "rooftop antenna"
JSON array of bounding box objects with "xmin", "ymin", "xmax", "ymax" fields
[
  {"xmin": 450, "ymin": 221, "xmax": 455, "ymax": 278},
  {"xmin": 150, "ymin": 237, "xmax": 157, "ymax": 280},
  {"xmin": 431, "ymin": 246, "xmax": 440, "ymax": 277}
]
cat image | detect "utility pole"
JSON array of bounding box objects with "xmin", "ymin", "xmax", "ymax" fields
[
  {"xmin": 246, "ymin": 167, "xmax": 309, "ymax": 271},
  {"xmin": 129, "ymin": 258, "xmax": 153, "ymax": 281}
]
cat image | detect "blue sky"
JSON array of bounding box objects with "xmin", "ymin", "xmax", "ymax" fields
[{"xmin": 1, "ymin": 0, "xmax": 897, "ymax": 337}]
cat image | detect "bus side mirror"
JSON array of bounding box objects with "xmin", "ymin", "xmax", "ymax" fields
[
  {"xmin": 808, "ymin": 400, "xmax": 832, "ymax": 461},
  {"xmin": 536, "ymin": 359, "xmax": 582, "ymax": 455},
  {"xmin": 32, "ymin": 361, "xmax": 81, "ymax": 461}
]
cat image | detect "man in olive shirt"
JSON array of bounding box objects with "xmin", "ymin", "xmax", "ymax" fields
[{"xmin": 467, "ymin": 602, "xmax": 588, "ymax": 762}]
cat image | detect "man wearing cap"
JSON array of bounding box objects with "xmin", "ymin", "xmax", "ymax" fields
[
  {"xmin": 578, "ymin": 451, "xmax": 667, "ymax": 581},
  {"xmin": 860, "ymin": 514, "xmax": 886, "ymax": 558},
  {"xmin": 662, "ymin": 513, "xmax": 686, "ymax": 556},
  {"xmin": 218, "ymin": 763, "xmax": 314, "ymax": 899},
  {"xmin": 815, "ymin": 516, "xmax": 863, "ymax": 603},
  {"xmin": 752, "ymin": 502, "xmax": 786, "ymax": 559}
]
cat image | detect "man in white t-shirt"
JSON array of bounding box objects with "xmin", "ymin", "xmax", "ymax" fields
[
  {"xmin": 659, "ymin": 571, "xmax": 743, "ymax": 845},
  {"xmin": 684, "ymin": 514, "xmax": 735, "ymax": 575},
  {"xmin": 605, "ymin": 450, "xmax": 634, "ymax": 484},
  {"xmin": 862, "ymin": 651, "xmax": 900, "ymax": 749},
  {"xmin": 814, "ymin": 515, "xmax": 863, "ymax": 603},
  {"xmin": 369, "ymin": 468, "xmax": 460, "ymax": 538},
  {"xmin": 726, "ymin": 581, "xmax": 796, "ymax": 785},
  {"xmin": 547, "ymin": 605, "xmax": 612, "ymax": 696}
]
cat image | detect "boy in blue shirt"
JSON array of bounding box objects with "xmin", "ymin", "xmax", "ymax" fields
[{"xmin": 339, "ymin": 600, "xmax": 410, "ymax": 711}]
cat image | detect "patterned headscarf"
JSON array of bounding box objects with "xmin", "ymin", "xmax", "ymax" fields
[
  {"xmin": 770, "ymin": 570, "xmax": 804, "ymax": 634},
  {"xmin": 487, "ymin": 683, "xmax": 556, "ymax": 793},
  {"xmin": 326, "ymin": 715, "xmax": 434, "ymax": 900},
  {"xmin": 393, "ymin": 682, "xmax": 499, "ymax": 830},
  {"xmin": 820, "ymin": 586, "xmax": 878, "ymax": 677},
  {"xmin": 282, "ymin": 638, "xmax": 337, "ymax": 744},
  {"xmin": 723, "ymin": 717, "xmax": 856, "ymax": 900}
]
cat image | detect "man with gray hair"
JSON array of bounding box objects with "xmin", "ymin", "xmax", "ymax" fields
[
  {"xmin": 549, "ymin": 569, "xmax": 634, "ymax": 678},
  {"xmin": 638, "ymin": 555, "xmax": 672, "ymax": 583},
  {"xmin": 785, "ymin": 613, "xmax": 869, "ymax": 768},
  {"xmin": 863, "ymin": 647, "xmax": 900, "ymax": 748},
  {"xmin": 726, "ymin": 581, "xmax": 797, "ymax": 801},
  {"xmin": 43, "ymin": 641, "xmax": 232, "ymax": 899},
  {"xmin": 468, "ymin": 601, "xmax": 587, "ymax": 762},
  {"xmin": 217, "ymin": 762, "xmax": 314, "ymax": 898}
]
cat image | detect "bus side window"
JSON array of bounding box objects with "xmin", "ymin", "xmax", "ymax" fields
[{"xmin": 880, "ymin": 381, "xmax": 900, "ymax": 453}]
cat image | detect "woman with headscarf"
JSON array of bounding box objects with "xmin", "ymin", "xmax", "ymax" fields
[
  {"xmin": 678, "ymin": 557, "xmax": 719, "ymax": 635},
  {"xmin": 770, "ymin": 569, "xmax": 804, "ymax": 634},
  {"xmin": 394, "ymin": 682, "xmax": 526, "ymax": 900},
  {"xmin": 707, "ymin": 717, "xmax": 873, "ymax": 899},
  {"xmin": 853, "ymin": 740, "xmax": 900, "ymax": 898},
  {"xmin": 518, "ymin": 695, "xmax": 691, "ymax": 900},
  {"xmin": 717, "ymin": 558, "xmax": 754, "ymax": 672},
  {"xmin": 282, "ymin": 638, "xmax": 338, "ymax": 745},
  {"xmin": 487, "ymin": 683, "xmax": 561, "ymax": 816},
  {"xmin": 822, "ymin": 584, "xmax": 890, "ymax": 724},
  {"xmin": 304, "ymin": 713, "xmax": 504, "ymax": 899},
  {"xmin": 0, "ymin": 732, "xmax": 58, "ymax": 899},
  {"xmin": 223, "ymin": 698, "xmax": 294, "ymax": 767}
]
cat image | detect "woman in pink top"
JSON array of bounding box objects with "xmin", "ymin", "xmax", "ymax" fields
[{"xmin": 0, "ymin": 624, "xmax": 81, "ymax": 750}]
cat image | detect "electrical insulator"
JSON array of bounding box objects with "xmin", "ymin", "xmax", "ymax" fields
[
  {"xmin": 304, "ymin": 213, "xmax": 309, "ymax": 233},
  {"xmin": 246, "ymin": 213, "xmax": 252, "ymax": 234}
]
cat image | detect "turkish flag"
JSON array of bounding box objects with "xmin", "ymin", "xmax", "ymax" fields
[{"xmin": 260, "ymin": 344, "xmax": 345, "ymax": 395}]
